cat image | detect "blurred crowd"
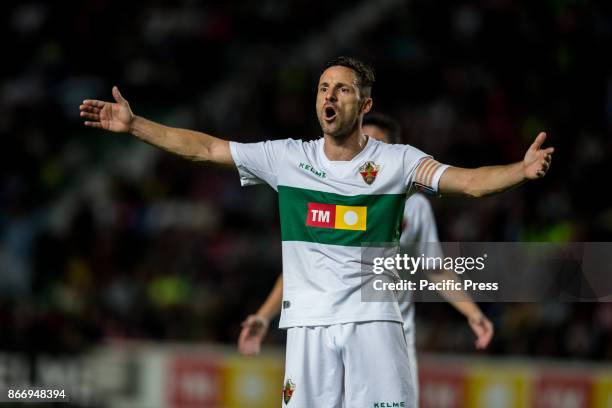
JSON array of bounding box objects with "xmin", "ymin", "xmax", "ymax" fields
[{"xmin": 1, "ymin": 0, "xmax": 612, "ymax": 361}]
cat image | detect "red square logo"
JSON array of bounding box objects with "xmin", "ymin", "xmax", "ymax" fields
[{"xmin": 306, "ymin": 203, "xmax": 336, "ymax": 228}]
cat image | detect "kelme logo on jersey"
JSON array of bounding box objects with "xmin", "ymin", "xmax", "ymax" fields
[
  {"xmin": 298, "ymin": 162, "xmax": 326, "ymax": 178},
  {"xmin": 283, "ymin": 379, "xmax": 295, "ymax": 404},
  {"xmin": 359, "ymin": 161, "xmax": 380, "ymax": 185},
  {"xmin": 306, "ymin": 203, "xmax": 367, "ymax": 231}
]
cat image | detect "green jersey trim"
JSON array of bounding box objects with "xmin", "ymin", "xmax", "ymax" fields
[{"xmin": 278, "ymin": 185, "xmax": 405, "ymax": 246}]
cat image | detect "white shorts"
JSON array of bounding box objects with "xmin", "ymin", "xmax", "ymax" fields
[{"xmin": 282, "ymin": 321, "xmax": 416, "ymax": 408}]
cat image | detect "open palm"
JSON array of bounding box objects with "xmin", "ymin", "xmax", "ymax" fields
[
  {"xmin": 523, "ymin": 132, "xmax": 554, "ymax": 179},
  {"xmin": 80, "ymin": 86, "xmax": 133, "ymax": 133}
]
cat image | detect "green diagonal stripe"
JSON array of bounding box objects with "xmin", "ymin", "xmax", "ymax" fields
[{"xmin": 278, "ymin": 185, "xmax": 405, "ymax": 246}]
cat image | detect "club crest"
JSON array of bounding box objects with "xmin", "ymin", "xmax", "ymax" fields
[
  {"xmin": 283, "ymin": 379, "xmax": 295, "ymax": 404},
  {"xmin": 359, "ymin": 161, "xmax": 380, "ymax": 185}
]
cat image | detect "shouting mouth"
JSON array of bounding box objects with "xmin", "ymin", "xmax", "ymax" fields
[{"xmin": 324, "ymin": 106, "xmax": 337, "ymax": 122}]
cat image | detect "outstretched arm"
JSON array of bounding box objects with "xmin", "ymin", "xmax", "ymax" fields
[
  {"xmin": 438, "ymin": 132, "xmax": 554, "ymax": 197},
  {"xmin": 238, "ymin": 275, "xmax": 283, "ymax": 356},
  {"xmin": 80, "ymin": 86, "xmax": 234, "ymax": 167}
]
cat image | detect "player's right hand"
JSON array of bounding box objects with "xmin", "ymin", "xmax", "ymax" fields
[
  {"xmin": 80, "ymin": 86, "xmax": 134, "ymax": 133},
  {"xmin": 238, "ymin": 315, "xmax": 270, "ymax": 356}
]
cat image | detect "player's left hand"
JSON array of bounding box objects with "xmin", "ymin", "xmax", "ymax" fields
[
  {"xmin": 523, "ymin": 132, "xmax": 554, "ymax": 179},
  {"xmin": 468, "ymin": 314, "xmax": 494, "ymax": 350},
  {"xmin": 238, "ymin": 315, "xmax": 269, "ymax": 356}
]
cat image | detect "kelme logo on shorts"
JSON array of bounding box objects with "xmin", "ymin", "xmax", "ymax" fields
[
  {"xmin": 373, "ymin": 402, "xmax": 405, "ymax": 407},
  {"xmin": 283, "ymin": 379, "xmax": 295, "ymax": 404},
  {"xmin": 305, "ymin": 203, "xmax": 367, "ymax": 231}
]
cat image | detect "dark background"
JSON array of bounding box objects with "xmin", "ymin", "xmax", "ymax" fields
[{"xmin": 1, "ymin": 0, "xmax": 611, "ymax": 361}]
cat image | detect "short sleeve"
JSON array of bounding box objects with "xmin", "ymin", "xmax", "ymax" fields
[
  {"xmin": 229, "ymin": 139, "xmax": 290, "ymax": 190},
  {"xmin": 405, "ymin": 145, "xmax": 450, "ymax": 195}
]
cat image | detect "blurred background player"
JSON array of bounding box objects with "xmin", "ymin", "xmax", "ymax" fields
[{"xmin": 238, "ymin": 112, "xmax": 494, "ymax": 401}]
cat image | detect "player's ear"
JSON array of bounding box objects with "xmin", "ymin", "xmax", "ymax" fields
[{"xmin": 361, "ymin": 97, "xmax": 373, "ymax": 114}]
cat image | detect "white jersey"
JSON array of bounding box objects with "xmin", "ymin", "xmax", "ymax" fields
[
  {"xmin": 230, "ymin": 137, "xmax": 448, "ymax": 328},
  {"xmin": 397, "ymin": 193, "xmax": 443, "ymax": 335}
]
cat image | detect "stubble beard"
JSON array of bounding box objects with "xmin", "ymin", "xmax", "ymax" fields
[{"xmin": 320, "ymin": 115, "xmax": 360, "ymax": 142}]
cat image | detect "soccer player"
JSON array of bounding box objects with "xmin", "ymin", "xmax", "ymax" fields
[
  {"xmin": 237, "ymin": 113, "xmax": 494, "ymax": 403},
  {"xmin": 80, "ymin": 56, "xmax": 553, "ymax": 407}
]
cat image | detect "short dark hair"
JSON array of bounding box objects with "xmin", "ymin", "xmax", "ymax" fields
[
  {"xmin": 363, "ymin": 113, "xmax": 402, "ymax": 144},
  {"xmin": 324, "ymin": 56, "xmax": 375, "ymax": 98}
]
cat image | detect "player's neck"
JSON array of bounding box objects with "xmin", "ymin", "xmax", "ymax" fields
[{"xmin": 323, "ymin": 130, "xmax": 368, "ymax": 162}]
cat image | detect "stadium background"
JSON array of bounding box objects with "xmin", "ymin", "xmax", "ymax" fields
[{"xmin": 1, "ymin": 0, "xmax": 612, "ymax": 406}]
